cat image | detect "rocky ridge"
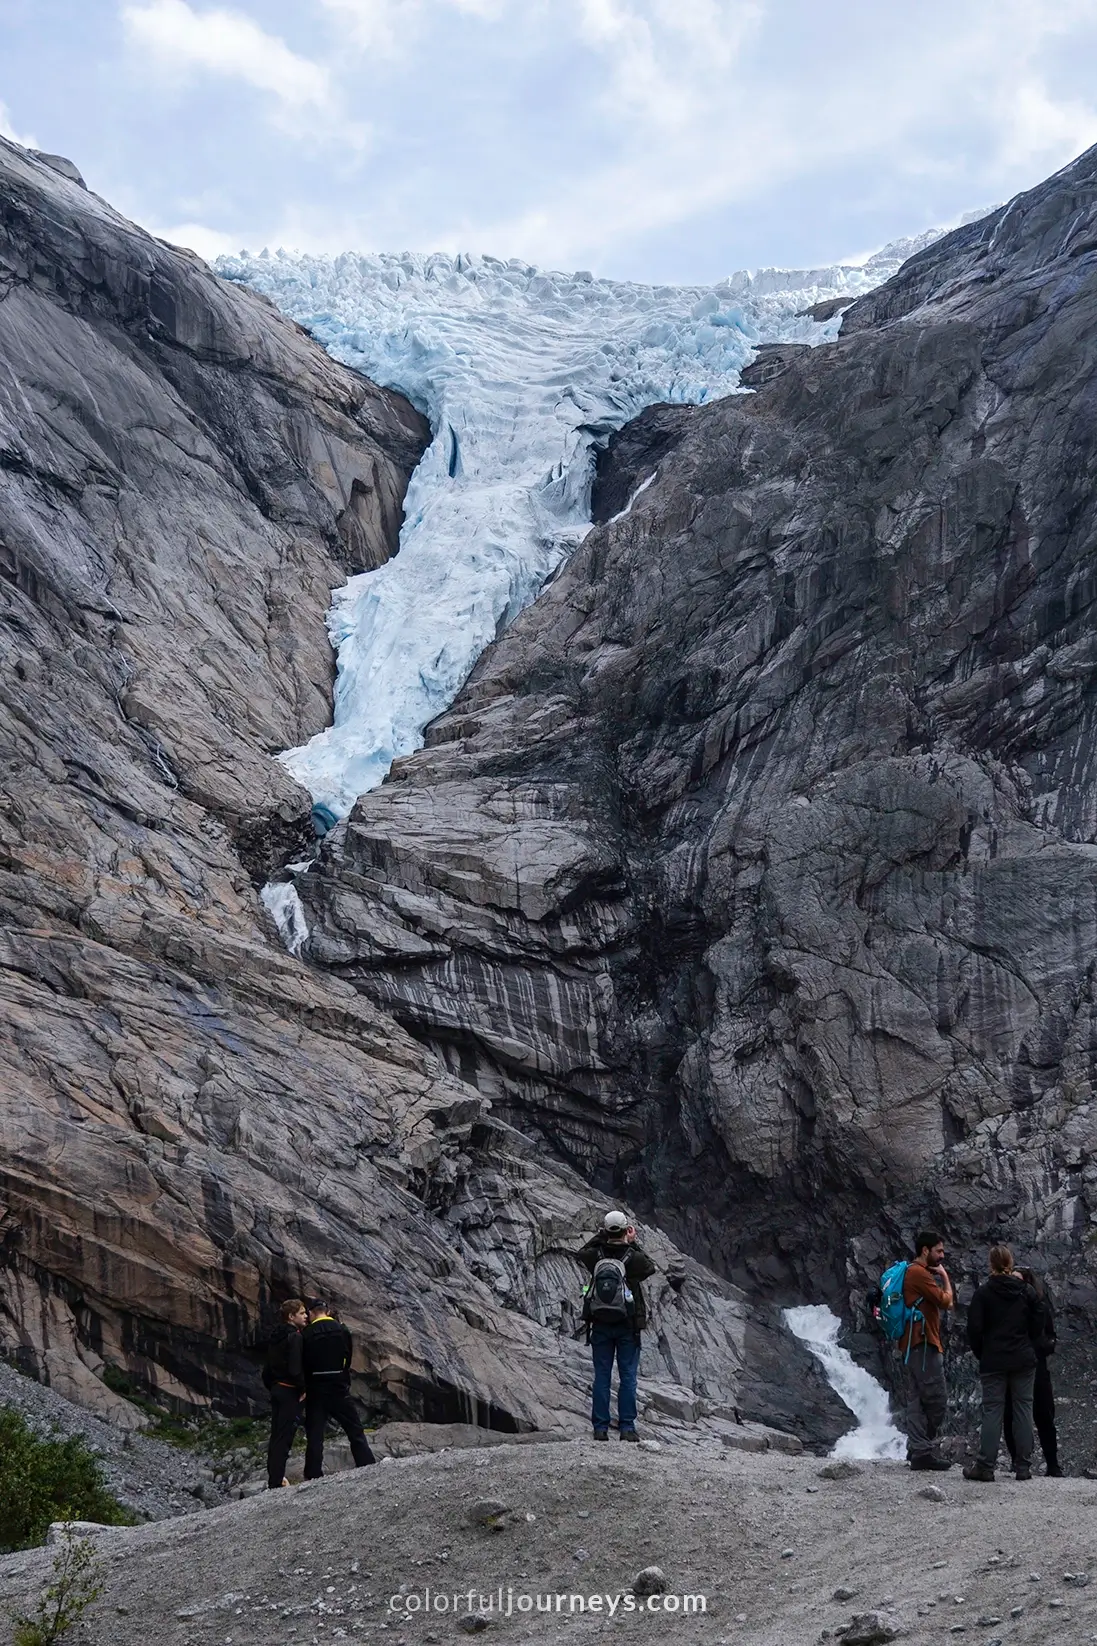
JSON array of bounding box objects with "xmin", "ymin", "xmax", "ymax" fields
[
  {"xmin": 298, "ymin": 149, "xmax": 1097, "ymax": 1456},
  {"xmin": 0, "ymin": 138, "xmax": 835, "ymax": 1444}
]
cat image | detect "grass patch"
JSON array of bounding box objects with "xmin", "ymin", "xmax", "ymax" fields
[
  {"xmin": 99, "ymin": 1367, "xmax": 269, "ymax": 1463},
  {"xmin": 0, "ymin": 1409, "xmax": 134, "ymax": 1553}
]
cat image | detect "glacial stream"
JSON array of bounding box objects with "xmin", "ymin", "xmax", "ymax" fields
[
  {"xmin": 784, "ymin": 1305, "xmax": 907, "ymax": 1460},
  {"xmin": 220, "ymin": 237, "xmax": 927, "ymax": 848}
]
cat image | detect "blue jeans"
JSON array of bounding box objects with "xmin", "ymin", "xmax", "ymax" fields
[{"xmin": 591, "ymin": 1325, "xmax": 641, "ymax": 1432}]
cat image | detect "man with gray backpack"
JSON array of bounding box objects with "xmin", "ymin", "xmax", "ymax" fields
[{"xmin": 577, "ymin": 1210, "xmax": 657, "ymax": 1441}]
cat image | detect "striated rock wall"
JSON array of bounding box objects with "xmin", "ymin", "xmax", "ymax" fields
[
  {"xmin": 0, "ymin": 140, "xmax": 832, "ymax": 1443},
  {"xmin": 302, "ymin": 149, "xmax": 1097, "ymax": 1457}
]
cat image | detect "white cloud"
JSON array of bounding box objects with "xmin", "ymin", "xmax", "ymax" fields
[
  {"xmin": 86, "ymin": 0, "xmax": 1097, "ymax": 278},
  {"xmin": 317, "ymin": 0, "xmax": 507, "ymax": 54},
  {"xmin": 996, "ymin": 82, "xmax": 1097, "ymax": 172},
  {"xmin": 155, "ymin": 220, "xmax": 243, "ymax": 259},
  {"xmin": 419, "ymin": 0, "xmax": 1097, "ymax": 271},
  {"xmin": 121, "ymin": 0, "xmax": 367, "ymax": 145},
  {"xmin": 315, "ymin": 0, "xmax": 404, "ymax": 54},
  {"xmin": 0, "ymin": 99, "xmax": 39, "ymax": 150}
]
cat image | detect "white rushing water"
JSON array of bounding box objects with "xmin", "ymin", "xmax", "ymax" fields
[
  {"xmin": 784, "ymin": 1304, "xmax": 907, "ymax": 1460},
  {"xmin": 219, "ymin": 236, "xmax": 933, "ymax": 824}
]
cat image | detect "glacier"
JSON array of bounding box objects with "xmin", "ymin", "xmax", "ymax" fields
[{"xmin": 218, "ymin": 236, "xmax": 930, "ymax": 825}]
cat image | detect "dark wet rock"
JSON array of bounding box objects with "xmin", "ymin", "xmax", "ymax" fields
[
  {"xmin": 798, "ymin": 294, "xmax": 858, "ymax": 322},
  {"xmin": 738, "ymin": 341, "xmax": 812, "ymax": 387}
]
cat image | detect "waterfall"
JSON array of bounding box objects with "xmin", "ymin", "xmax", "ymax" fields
[{"xmin": 784, "ymin": 1304, "xmax": 906, "ymax": 1460}]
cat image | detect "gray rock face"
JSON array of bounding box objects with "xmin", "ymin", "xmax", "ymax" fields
[
  {"xmin": 0, "ymin": 138, "xmax": 832, "ymax": 1444},
  {"xmin": 302, "ymin": 148, "xmax": 1097, "ymax": 1450}
]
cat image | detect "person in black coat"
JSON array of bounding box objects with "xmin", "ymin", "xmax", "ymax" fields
[
  {"xmin": 1004, "ymin": 1268, "xmax": 1061, "ymax": 1476},
  {"xmin": 263, "ymin": 1298, "xmax": 306, "ymax": 1488},
  {"xmin": 963, "ymin": 1244, "xmax": 1042, "ymax": 1483},
  {"xmin": 301, "ymin": 1298, "xmax": 376, "ymax": 1479}
]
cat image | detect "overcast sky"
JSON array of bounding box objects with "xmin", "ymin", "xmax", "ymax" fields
[{"xmin": 3, "ymin": 0, "xmax": 1097, "ymax": 283}]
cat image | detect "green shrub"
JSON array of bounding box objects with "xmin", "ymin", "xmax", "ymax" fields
[
  {"xmin": 10, "ymin": 1528, "xmax": 104, "ymax": 1645},
  {"xmin": 0, "ymin": 1409, "xmax": 133, "ymax": 1553},
  {"xmin": 99, "ymin": 1366, "xmax": 268, "ymax": 1458}
]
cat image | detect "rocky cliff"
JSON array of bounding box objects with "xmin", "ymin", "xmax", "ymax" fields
[
  {"xmin": 301, "ymin": 150, "xmax": 1097, "ymax": 1457},
  {"xmin": 0, "ymin": 140, "xmax": 831, "ymax": 1444}
]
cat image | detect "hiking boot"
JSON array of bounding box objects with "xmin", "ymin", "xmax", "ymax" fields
[
  {"xmin": 962, "ymin": 1460, "xmax": 996, "ymax": 1482},
  {"xmin": 1046, "ymin": 1462, "xmax": 1064, "ymax": 1477},
  {"xmin": 619, "ymin": 1430, "xmax": 639, "ymax": 1443},
  {"xmin": 909, "ymin": 1454, "xmax": 952, "ymax": 1472},
  {"xmin": 1015, "ymin": 1464, "xmax": 1032, "ymax": 1481},
  {"xmin": 592, "ymin": 1429, "xmax": 609, "ymax": 1441}
]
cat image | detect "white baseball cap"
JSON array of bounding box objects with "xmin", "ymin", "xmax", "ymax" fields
[{"xmin": 603, "ymin": 1210, "xmax": 628, "ymax": 1233}]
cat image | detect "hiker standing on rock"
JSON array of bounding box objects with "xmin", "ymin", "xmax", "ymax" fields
[
  {"xmin": 263, "ymin": 1298, "xmax": 306, "ymax": 1489},
  {"xmin": 1004, "ymin": 1267, "xmax": 1062, "ymax": 1476},
  {"xmin": 577, "ymin": 1211, "xmax": 656, "ymax": 1443},
  {"xmin": 302, "ymin": 1298, "xmax": 376, "ymax": 1479},
  {"xmin": 895, "ymin": 1229, "xmax": 955, "ymax": 1472},
  {"xmin": 963, "ymin": 1244, "xmax": 1042, "ymax": 1483}
]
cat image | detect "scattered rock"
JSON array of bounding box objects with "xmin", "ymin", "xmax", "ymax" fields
[
  {"xmin": 468, "ymin": 1499, "xmax": 511, "ymax": 1531},
  {"xmin": 833, "ymin": 1586, "xmax": 860, "ymax": 1602},
  {"xmin": 720, "ymin": 1431, "xmax": 768, "ymax": 1455},
  {"xmin": 45, "ymin": 1521, "xmax": 118, "ymax": 1546},
  {"xmin": 457, "ymin": 1613, "xmax": 491, "ymax": 1633},
  {"xmin": 632, "ymin": 1567, "xmax": 668, "ymax": 1598},
  {"xmin": 836, "ymin": 1613, "xmax": 898, "ymax": 1645},
  {"xmin": 819, "ymin": 1461, "xmax": 862, "ymax": 1482},
  {"xmin": 918, "ymin": 1486, "xmax": 947, "ymax": 1502}
]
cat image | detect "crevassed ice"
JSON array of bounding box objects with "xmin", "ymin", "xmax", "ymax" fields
[
  {"xmin": 784, "ymin": 1304, "xmax": 907, "ymax": 1460},
  {"xmin": 218, "ymin": 238, "xmax": 924, "ymax": 819}
]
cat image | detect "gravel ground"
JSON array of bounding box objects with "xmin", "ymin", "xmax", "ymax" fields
[
  {"xmin": 1, "ymin": 1439, "xmax": 1095, "ymax": 1646},
  {"xmin": 0, "ymin": 1361, "xmax": 231, "ymax": 1522}
]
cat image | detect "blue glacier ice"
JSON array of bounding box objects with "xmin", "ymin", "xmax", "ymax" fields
[{"xmin": 219, "ymin": 237, "xmax": 928, "ymax": 821}]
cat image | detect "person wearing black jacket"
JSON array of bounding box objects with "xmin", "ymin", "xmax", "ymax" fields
[
  {"xmin": 263, "ymin": 1298, "xmax": 306, "ymax": 1489},
  {"xmin": 302, "ymin": 1299, "xmax": 376, "ymax": 1479},
  {"xmin": 1004, "ymin": 1268, "xmax": 1061, "ymax": 1476},
  {"xmin": 576, "ymin": 1211, "xmax": 657, "ymax": 1442},
  {"xmin": 963, "ymin": 1245, "xmax": 1042, "ymax": 1483}
]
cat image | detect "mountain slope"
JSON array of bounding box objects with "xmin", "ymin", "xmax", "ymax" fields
[
  {"xmin": 300, "ymin": 148, "xmax": 1097, "ymax": 1457},
  {"xmin": 0, "ymin": 140, "xmax": 829, "ymax": 1442}
]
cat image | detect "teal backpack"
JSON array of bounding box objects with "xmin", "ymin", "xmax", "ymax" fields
[{"xmin": 878, "ymin": 1260, "xmax": 925, "ymax": 1363}]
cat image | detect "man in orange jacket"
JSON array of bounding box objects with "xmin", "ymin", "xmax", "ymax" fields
[{"xmin": 901, "ymin": 1229, "xmax": 955, "ymax": 1471}]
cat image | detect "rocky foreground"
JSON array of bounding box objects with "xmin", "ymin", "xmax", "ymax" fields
[{"xmin": 1, "ymin": 1441, "xmax": 1095, "ymax": 1646}]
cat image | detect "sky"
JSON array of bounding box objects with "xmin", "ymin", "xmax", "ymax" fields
[{"xmin": 3, "ymin": 0, "xmax": 1097, "ymax": 283}]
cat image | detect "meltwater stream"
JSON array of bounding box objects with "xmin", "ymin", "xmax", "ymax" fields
[
  {"xmin": 784, "ymin": 1305, "xmax": 907, "ymax": 1460},
  {"xmin": 220, "ymin": 237, "xmax": 929, "ymax": 832}
]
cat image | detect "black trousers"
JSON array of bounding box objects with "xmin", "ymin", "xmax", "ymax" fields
[
  {"xmin": 1004, "ymin": 1356, "xmax": 1058, "ymax": 1470},
  {"xmin": 267, "ymin": 1384, "xmax": 303, "ymax": 1488},
  {"xmin": 304, "ymin": 1379, "xmax": 376, "ymax": 1479}
]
